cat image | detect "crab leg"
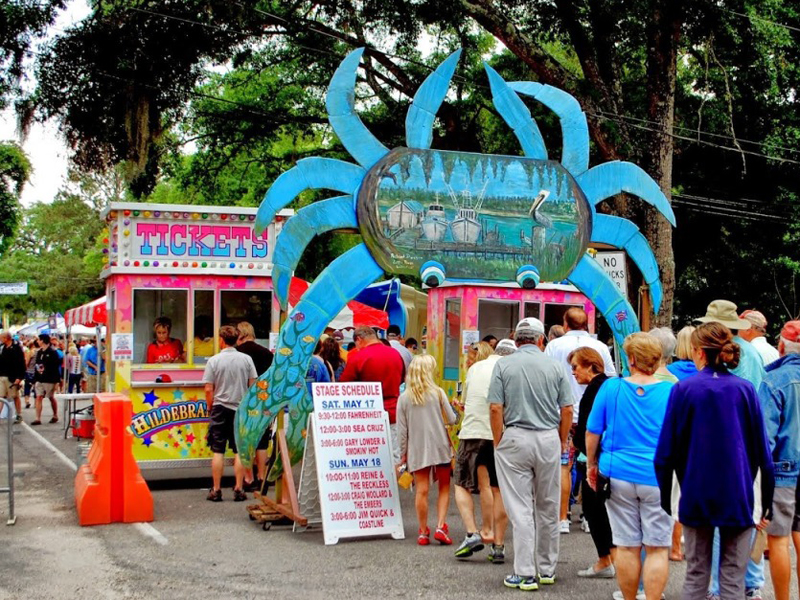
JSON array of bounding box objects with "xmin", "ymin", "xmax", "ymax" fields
[
  {"xmin": 254, "ymin": 158, "xmax": 364, "ymax": 233},
  {"xmin": 234, "ymin": 243, "xmax": 384, "ymax": 474},
  {"xmin": 567, "ymin": 255, "xmax": 641, "ymax": 373},
  {"xmin": 327, "ymin": 48, "xmax": 390, "ymax": 169},
  {"xmin": 509, "ymin": 82, "xmax": 590, "ymax": 177},
  {"xmin": 406, "ymin": 49, "xmax": 462, "ymax": 149},
  {"xmin": 484, "ymin": 63, "xmax": 548, "ymax": 160},
  {"xmin": 591, "ymin": 214, "xmax": 664, "ymax": 313},
  {"xmin": 575, "ymin": 161, "xmax": 677, "ymax": 226},
  {"xmin": 271, "ymin": 195, "xmax": 358, "ymax": 310}
]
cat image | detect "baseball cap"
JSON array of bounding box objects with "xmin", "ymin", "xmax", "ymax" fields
[
  {"xmin": 740, "ymin": 310, "xmax": 768, "ymax": 332},
  {"xmin": 495, "ymin": 338, "xmax": 517, "ymax": 353},
  {"xmin": 780, "ymin": 321, "xmax": 800, "ymax": 343},
  {"xmin": 515, "ymin": 317, "xmax": 545, "ymax": 338}
]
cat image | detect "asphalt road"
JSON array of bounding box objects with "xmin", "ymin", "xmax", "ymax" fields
[{"xmin": 0, "ymin": 415, "xmax": 789, "ymax": 600}]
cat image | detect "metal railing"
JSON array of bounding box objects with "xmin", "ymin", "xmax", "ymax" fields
[{"xmin": 0, "ymin": 399, "xmax": 15, "ymax": 525}]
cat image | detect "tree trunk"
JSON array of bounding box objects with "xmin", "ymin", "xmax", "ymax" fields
[{"xmin": 643, "ymin": 1, "xmax": 681, "ymax": 327}]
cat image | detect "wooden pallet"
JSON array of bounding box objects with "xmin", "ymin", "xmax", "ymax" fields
[{"xmin": 246, "ymin": 427, "xmax": 306, "ymax": 530}]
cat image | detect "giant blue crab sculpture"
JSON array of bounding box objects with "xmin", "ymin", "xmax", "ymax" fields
[{"xmin": 235, "ymin": 48, "xmax": 675, "ymax": 471}]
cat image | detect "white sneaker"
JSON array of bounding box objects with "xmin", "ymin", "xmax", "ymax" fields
[
  {"xmin": 581, "ymin": 518, "xmax": 591, "ymax": 533},
  {"xmin": 612, "ymin": 592, "xmax": 665, "ymax": 600},
  {"xmin": 559, "ymin": 519, "xmax": 570, "ymax": 534},
  {"xmin": 612, "ymin": 592, "xmax": 645, "ymax": 600}
]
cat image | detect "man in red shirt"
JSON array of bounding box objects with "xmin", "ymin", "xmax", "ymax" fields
[{"xmin": 340, "ymin": 326, "xmax": 406, "ymax": 466}]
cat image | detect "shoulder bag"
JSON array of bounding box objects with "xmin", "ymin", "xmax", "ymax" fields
[
  {"xmin": 437, "ymin": 388, "xmax": 457, "ymax": 473},
  {"xmin": 596, "ymin": 376, "xmax": 623, "ymax": 500}
]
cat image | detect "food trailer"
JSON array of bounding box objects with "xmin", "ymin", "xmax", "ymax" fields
[
  {"xmin": 426, "ymin": 282, "xmax": 596, "ymax": 399},
  {"xmin": 100, "ymin": 202, "xmax": 291, "ymax": 476}
]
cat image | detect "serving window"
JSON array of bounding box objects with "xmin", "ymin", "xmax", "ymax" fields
[
  {"xmin": 543, "ymin": 303, "xmax": 583, "ymax": 335},
  {"xmin": 193, "ymin": 290, "xmax": 215, "ymax": 364},
  {"xmin": 133, "ymin": 289, "xmax": 188, "ymax": 365},
  {"xmin": 443, "ymin": 299, "xmax": 461, "ymax": 380},
  {"xmin": 524, "ymin": 302, "xmax": 541, "ymax": 320},
  {"xmin": 478, "ymin": 299, "xmax": 519, "ymax": 342},
  {"xmin": 221, "ymin": 290, "xmax": 272, "ymax": 347}
]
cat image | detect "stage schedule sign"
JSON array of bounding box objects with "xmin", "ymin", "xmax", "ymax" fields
[{"xmin": 310, "ymin": 382, "xmax": 404, "ymax": 545}]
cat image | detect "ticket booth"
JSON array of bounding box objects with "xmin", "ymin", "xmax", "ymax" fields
[
  {"xmin": 427, "ymin": 282, "xmax": 596, "ymax": 399},
  {"xmin": 100, "ymin": 202, "xmax": 291, "ymax": 475}
]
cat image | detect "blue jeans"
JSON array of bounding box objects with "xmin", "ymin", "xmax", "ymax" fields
[{"xmin": 709, "ymin": 528, "xmax": 763, "ymax": 594}]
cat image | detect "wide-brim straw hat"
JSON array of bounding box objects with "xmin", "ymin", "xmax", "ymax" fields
[{"xmin": 695, "ymin": 300, "xmax": 752, "ymax": 330}]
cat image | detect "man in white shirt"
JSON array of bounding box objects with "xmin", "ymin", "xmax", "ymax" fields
[
  {"xmin": 740, "ymin": 309, "xmax": 780, "ymax": 367},
  {"xmin": 544, "ymin": 307, "xmax": 616, "ymax": 534},
  {"xmin": 386, "ymin": 324, "xmax": 413, "ymax": 370},
  {"xmin": 454, "ymin": 338, "xmax": 516, "ymax": 562},
  {"xmin": 203, "ymin": 325, "xmax": 257, "ymax": 502}
]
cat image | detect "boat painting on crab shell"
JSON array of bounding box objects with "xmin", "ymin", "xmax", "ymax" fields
[{"xmin": 358, "ymin": 148, "xmax": 591, "ymax": 284}]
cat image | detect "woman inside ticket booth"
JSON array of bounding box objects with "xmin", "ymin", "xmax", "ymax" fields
[{"xmin": 146, "ymin": 316, "xmax": 185, "ymax": 364}]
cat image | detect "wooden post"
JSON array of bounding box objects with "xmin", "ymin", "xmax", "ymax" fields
[{"xmin": 639, "ymin": 285, "xmax": 652, "ymax": 332}]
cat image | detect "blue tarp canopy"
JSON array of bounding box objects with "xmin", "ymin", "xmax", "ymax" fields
[{"xmin": 354, "ymin": 279, "xmax": 407, "ymax": 334}]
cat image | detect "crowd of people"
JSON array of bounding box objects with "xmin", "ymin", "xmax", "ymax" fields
[
  {"xmin": 0, "ymin": 332, "xmax": 105, "ymax": 425},
  {"xmin": 3, "ymin": 297, "xmax": 799, "ymax": 600},
  {"xmin": 386, "ymin": 300, "xmax": 800, "ymax": 600}
]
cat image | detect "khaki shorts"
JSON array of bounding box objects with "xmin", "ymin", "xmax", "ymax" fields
[
  {"xmin": 767, "ymin": 486, "xmax": 796, "ymax": 537},
  {"xmin": 0, "ymin": 376, "xmax": 20, "ymax": 400},
  {"xmin": 606, "ymin": 478, "xmax": 673, "ymax": 547},
  {"xmin": 35, "ymin": 382, "xmax": 56, "ymax": 400},
  {"xmin": 84, "ymin": 373, "xmax": 107, "ymax": 393}
]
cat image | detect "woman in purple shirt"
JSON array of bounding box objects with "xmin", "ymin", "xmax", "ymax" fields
[{"xmin": 655, "ymin": 322, "xmax": 774, "ymax": 600}]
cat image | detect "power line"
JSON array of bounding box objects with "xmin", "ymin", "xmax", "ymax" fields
[
  {"xmin": 594, "ymin": 109, "xmax": 800, "ymax": 158},
  {"xmin": 722, "ymin": 8, "xmax": 800, "ymax": 35},
  {"xmin": 589, "ymin": 112, "xmax": 800, "ymax": 166},
  {"xmin": 672, "ymin": 193, "xmax": 790, "ymax": 223}
]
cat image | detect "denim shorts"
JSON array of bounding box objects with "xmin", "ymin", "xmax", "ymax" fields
[{"xmin": 606, "ymin": 478, "xmax": 673, "ymax": 547}]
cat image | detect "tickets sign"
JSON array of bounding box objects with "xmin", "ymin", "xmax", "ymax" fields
[
  {"xmin": 133, "ymin": 221, "xmax": 269, "ymax": 261},
  {"xmin": 310, "ymin": 382, "xmax": 404, "ymax": 545}
]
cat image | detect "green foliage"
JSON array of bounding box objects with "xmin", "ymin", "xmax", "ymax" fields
[
  {"xmin": 0, "ymin": 141, "xmax": 31, "ymax": 254},
  {"xmin": 0, "ymin": 171, "xmax": 117, "ymax": 321},
  {"xmin": 8, "ymin": 0, "xmax": 799, "ymax": 326},
  {"xmin": 0, "ymin": 0, "xmax": 64, "ymax": 108},
  {"xmin": 32, "ymin": 0, "xmax": 272, "ymax": 196}
]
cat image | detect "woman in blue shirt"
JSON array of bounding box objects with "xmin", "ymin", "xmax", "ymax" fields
[
  {"xmin": 586, "ymin": 333, "xmax": 674, "ymax": 600},
  {"xmin": 654, "ymin": 322, "xmax": 774, "ymax": 600},
  {"xmin": 667, "ymin": 326, "xmax": 699, "ymax": 381}
]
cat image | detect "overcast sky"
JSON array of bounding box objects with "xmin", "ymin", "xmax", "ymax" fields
[{"xmin": 0, "ymin": 1, "xmax": 91, "ymax": 207}]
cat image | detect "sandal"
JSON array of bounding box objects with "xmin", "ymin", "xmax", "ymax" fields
[
  {"xmin": 233, "ymin": 489, "xmax": 247, "ymax": 502},
  {"xmin": 417, "ymin": 527, "xmax": 430, "ymax": 545}
]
